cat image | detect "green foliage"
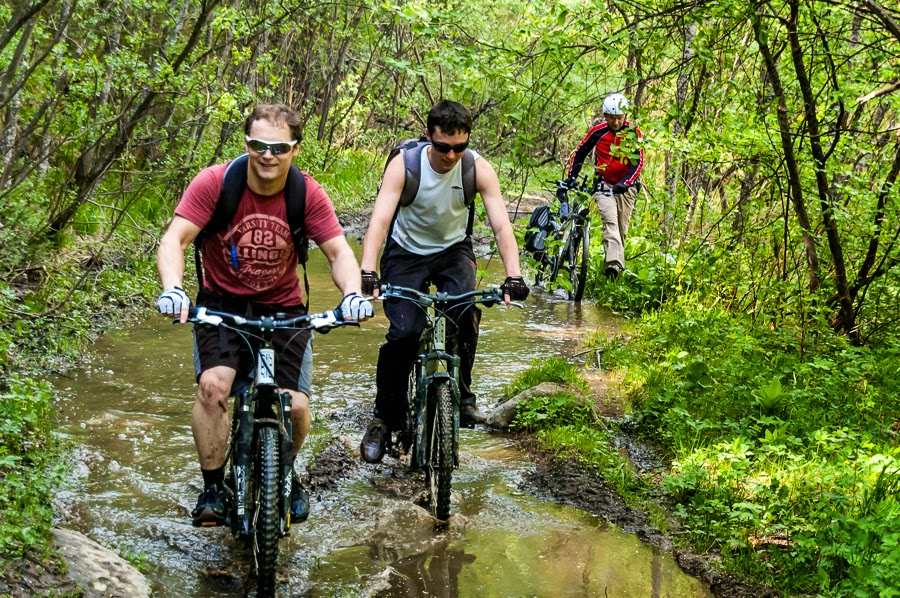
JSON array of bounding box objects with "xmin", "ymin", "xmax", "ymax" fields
[
  {"xmin": 513, "ymin": 391, "xmax": 595, "ymax": 432},
  {"xmin": 512, "ymin": 387, "xmax": 644, "ymax": 499},
  {"xmin": 503, "ymin": 355, "xmax": 589, "ymax": 398},
  {"xmin": 0, "ymin": 378, "xmax": 65, "ymax": 556},
  {"xmin": 599, "ymin": 299, "xmax": 900, "ymax": 593}
]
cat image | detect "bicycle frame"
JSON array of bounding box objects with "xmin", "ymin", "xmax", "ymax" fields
[
  {"xmin": 411, "ymin": 295, "xmax": 462, "ymax": 471},
  {"xmin": 538, "ymin": 177, "xmax": 600, "ymax": 301},
  {"xmin": 186, "ymin": 306, "xmax": 353, "ymax": 594},
  {"xmin": 379, "ymin": 285, "xmax": 513, "ymax": 520}
]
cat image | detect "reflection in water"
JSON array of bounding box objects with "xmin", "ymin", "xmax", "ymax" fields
[
  {"xmin": 383, "ymin": 544, "xmax": 476, "ymax": 598},
  {"xmin": 52, "ymin": 242, "xmax": 709, "ymax": 597}
]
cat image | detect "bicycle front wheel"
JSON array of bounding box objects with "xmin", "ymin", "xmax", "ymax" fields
[
  {"xmin": 547, "ymin": 225, "xmax": 570, "ymax": 285},
  {"xmin": 253, "ymin": 426, "xmax": 280, "ymax": 596},
  {"xmin": 568, "ymin": 225, "xmax": 590, "ymax": 302},
  {"xmin": 425, "ymin": 379, "xmax": 454, "ymax": 521}
]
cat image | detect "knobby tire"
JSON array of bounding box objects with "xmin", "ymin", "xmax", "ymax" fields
[
  {"xmin": 568, "ymin": 224, "xmax": 590, "ymax": 302},
  {"xmin": 547, "ymin": 226, "xmax": 568, "ymax": 285},
  {"xmin": 402, "ymin": 365, "xmax": 417, "ymax": 458},
  {"xmin": 254, "ymin": 426, "xmax": 280, "ymax": 596},
  {"xmin": 426, "ymin": 380, "xmax": 454, "ymax": 521}
]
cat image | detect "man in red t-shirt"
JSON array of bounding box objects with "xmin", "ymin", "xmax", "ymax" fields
[
  {"xmin": 155, "ymin": 104, "xmax": 373, "ymax": 527},
  {"xmin": 566, "ymin": 93, "xmax": 644, "ymax": 278}
]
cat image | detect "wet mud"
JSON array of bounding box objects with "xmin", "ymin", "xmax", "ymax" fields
[
  {"xmin": 303, "ymin": 414, "xmax": 772, "ymax": 598},
  {"xmin": 521, "ymin": 450, "xmax": 776, "ymax": 598},
  {"xmin": 0, "ymin": 553, "xmax": 80, "ymax": 598}
]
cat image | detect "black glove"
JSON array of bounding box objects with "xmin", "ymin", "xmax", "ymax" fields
[
  {"xmin": 500, "ymin": 276, "xmax": 530, "ymax": 301},
  {"xmin": 612, "ymin": 182, "xmax": 629, "ymax": 195},
  {"xmin": 557, "ymin": 178, "xmax": 573, "ymax": 201},
  {"xmin": 361, "ymin": 270, "xmax": 380, "ymax": 295}
]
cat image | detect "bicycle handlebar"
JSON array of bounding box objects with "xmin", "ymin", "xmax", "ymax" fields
[
  {"xmin": 184, "ymin": 306, "xmax": 359, "ymax": 332},
  {"xmin": 378, "ymin": 285, "xmax": 524, "ymax": 308},
  {"xmin": 547, "ymin": 177, "xmax": 613, "ymax": 196}
]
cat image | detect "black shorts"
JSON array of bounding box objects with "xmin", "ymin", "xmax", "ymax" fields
[{"xmin": 192, "ymin": 290, "xmax": 312, "ymax": 394}]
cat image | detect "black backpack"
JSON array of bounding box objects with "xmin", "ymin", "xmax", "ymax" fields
[
  {"xmin": 523, "ymin": 204, "xmax": 556, "ymax": 259},
  {"xmin": 382, "ymin": 137, "xmax": 478, "ymax": 236},
  {"xmin": 193, "ymin": 153, "xmax": 310, "ymax": 307}
]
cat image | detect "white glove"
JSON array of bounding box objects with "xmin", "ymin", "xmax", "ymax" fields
[
  {"xmin": 157, "ymin": 287, "xmax": 191, "ymax": 316},
  {"xmin": 339, "ymin": 293, "xmax": 373, "ymax": 321}
]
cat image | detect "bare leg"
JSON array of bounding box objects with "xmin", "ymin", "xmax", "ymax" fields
[
  {"xmin": 192, "ymin": 366, "xmax": 237, "ymax": 469},
  {"xmin": 288, "ymin": 390, "xmax": 311, "ymax": 457}
]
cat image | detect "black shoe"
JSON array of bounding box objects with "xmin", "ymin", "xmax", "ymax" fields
[
  {"xmin": 192, "ymin": 485, "xmax": 226, "ymax": 527},
  {"xmin": 460, "ymin": 404, "xmax": 486, "ymax": 428},
  {"xmin": 604, "ymin": 265, "xmax": 621, "ymax": 279},
  {"xmin": 290, "ymin": 476, "xmax": 310, "ymax": 522},
  {"xmin": 360, "ymin": 418, "xmax": 389, "ymax": 463}
]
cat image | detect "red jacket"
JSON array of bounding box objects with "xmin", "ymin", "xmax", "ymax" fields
[{"xmin": 566, "ymin": 121, "xmax": 644, "ymax": 186}]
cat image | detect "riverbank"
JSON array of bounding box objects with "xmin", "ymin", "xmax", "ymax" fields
[{"xmin": 516, "ymin": 290, "xmax": 900, "ymax": 597}]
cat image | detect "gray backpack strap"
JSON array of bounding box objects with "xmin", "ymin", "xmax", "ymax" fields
[
  {"xmin": 461, "ymin": 150, "xmax": 476, "ymax": 206},
  {"xmin": 461, "ymin": 150, "xmax": 477, "ymax": 236},
  {"xmin": 399, "ymin": 141, "xmax": 428, "ymax": 207}
]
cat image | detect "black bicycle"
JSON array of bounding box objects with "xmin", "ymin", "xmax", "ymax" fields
[
  {"xmin": 527, "ymin": 177, "xmax": 609, "ymax": 302},
  {"xmin": 186, "ymin": 305, "xmax": 357, "ymax": 596},
  {"xmin": 378, "ymin": 285, "xmax": 520, "ymax": 521}
]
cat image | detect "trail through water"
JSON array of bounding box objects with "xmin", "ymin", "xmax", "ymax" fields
[{"xmin": 53, "ymin": 245, "xmax": 711, "ymax": 597}]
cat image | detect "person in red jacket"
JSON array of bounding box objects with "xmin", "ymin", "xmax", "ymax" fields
[{"xmin": 565, "ymin": 93, "xmax": 644, "ymax": 278}]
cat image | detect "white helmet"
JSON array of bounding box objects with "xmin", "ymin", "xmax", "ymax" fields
[{"xmin": 602, "ymin": 93, "xmax": 629, "ymax": 115}]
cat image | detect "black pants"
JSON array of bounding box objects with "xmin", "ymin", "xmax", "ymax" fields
[{"xmin": 375, "ymin": 238, "xmax": 481, "ymax": 432}]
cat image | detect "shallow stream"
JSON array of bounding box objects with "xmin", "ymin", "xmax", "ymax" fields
[{"xmin": 53, "ymin": 247, "xmax": 710, "ymax": 597}]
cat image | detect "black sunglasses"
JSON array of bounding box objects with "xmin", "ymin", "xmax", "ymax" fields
[
  {"xmin": 245, "ymin": 136, "xmax": 298, "ymax": 155},
  {"xmin": 430, "ymin": 139, "xmax": 470, "ymax": 154}
]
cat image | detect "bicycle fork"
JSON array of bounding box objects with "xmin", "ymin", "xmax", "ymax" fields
[
  {"xmin": 230, "ymin": 348, "xmax": 294, "ymax": 537},
  {"xmin": 413, "ymin": 316, "xmax": 461, "ymax": 469},
  {"xmin": 257, "ymin": 346, "xmax": 295, "ymax": 536}
]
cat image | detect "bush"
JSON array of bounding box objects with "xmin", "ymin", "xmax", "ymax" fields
[{"xmin": 597, "ymin": 297, "xmax": 900, "ymax": 594}]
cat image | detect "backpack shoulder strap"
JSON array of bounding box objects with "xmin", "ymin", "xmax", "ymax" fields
[
  {"xmin": 398, "ymin": 139, "xmax": 427, "ymax": 207},
  {"xmin": 194, "ymin": 154, "xmax": 249, "ymax": 289},
  {"xmin": 284, "ymin": 165, "xmax": 309, "ymax": 311},
  {"xmin": 461, "ymin": 150, "xmax": 478, "ymax": 236},
  {"xmin": 284, "ymin": 165, "xmax": 307, "ymax": 256}
]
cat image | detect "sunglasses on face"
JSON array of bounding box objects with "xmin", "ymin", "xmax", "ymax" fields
[
  {"xmin": 245, "ymin": 136, "xmax": 298, "ymax": 155},
  {"xmin": 430, "ymin": 139, "xmax": 470, "ymax": 154}
]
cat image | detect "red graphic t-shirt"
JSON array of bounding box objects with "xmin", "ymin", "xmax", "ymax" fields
[{"xmin": 175, "ymin": 162, "xmax": 343, "ymax": 306}]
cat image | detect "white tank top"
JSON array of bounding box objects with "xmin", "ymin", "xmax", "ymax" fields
[{"xmin": 391, "ymin": 148, "xmax": 480, "ymax": 255}]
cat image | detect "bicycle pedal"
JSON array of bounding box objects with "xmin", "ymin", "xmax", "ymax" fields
[{"xmin": 193, "ymin": 515, "xmax": 227, "ymax": 528}]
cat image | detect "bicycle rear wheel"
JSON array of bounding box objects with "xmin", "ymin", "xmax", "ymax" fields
[
  {"xmin": 253, "ymin": 426, "xmax": 280, "ymax": 596},
  {"xmin": 568, "ymin": 225, "xmax": 590, "ymax": 302},
  {"xmin": 425, "ymin": 379, "xmax": 454, "ymax": 521}
]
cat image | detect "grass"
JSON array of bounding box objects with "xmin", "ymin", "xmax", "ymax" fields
[{"xmin": 594, "ymin": 296, "xmax": 900, "ymax": 596}]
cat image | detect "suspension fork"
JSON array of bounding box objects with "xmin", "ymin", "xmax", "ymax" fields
[{"xmin": 232, "ymin": 391, "xmax": 253, "ymax": 536}]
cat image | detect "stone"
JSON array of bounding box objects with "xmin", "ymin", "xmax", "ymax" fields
[
  {"xmin": 52, "ymin": 527, "xmax": 151, "ymax": 598},
  {"xmin": 485, "ymin": 382, "xmax": 568, "ymax": 429}
]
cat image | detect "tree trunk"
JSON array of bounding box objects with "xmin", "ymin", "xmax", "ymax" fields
[{"xmin": 751, "ymin": 8, "xmax": 821, "ymax": 291}]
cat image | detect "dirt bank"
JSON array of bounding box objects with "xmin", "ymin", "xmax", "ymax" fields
[{"xmin": 521, "ymin": 454, "xmax": 775, "ymax": 598}]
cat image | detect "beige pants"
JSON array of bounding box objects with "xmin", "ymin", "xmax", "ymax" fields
[{"xmin": 594, "ymin": 184, "xmax": 638, "ymax": 271}]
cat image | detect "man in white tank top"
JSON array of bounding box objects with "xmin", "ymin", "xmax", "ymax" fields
[{"xmin": 358, "ymin": 101, "xmax": 529, "ymax": 464}]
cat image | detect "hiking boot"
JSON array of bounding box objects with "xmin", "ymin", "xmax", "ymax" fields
[
  {"xmin": 604, "ymin": 265, "xmax": 621, "ymax": 279},
  {"xmin": 460, "ymin": 404, "xmax": 486, "ymax": 428},
  {"xmin": 360, "ymin": 418, "xmax": 389, "ymax": 464},
  {"xmin": 290, "ymin": 476, "xmax": 310, "ymax": 523},
  {"xmin": 192, "ymin": 485, "xmax": 226, "ymax": 527}
]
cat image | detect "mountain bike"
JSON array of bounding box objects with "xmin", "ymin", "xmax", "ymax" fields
[
  {"xmin": 529, "ymin": 177, "xmax": 609, "ymax": 302},
  {"xmin": 185, "ymin": 305, "xmax": 357, "ymax": 596},
  {"xmin": 378, "ymin": 285, "xmax": 521, "ymax": 521}
]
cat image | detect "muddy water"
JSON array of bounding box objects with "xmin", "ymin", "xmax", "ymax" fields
[{"xmin": 53, "ymin": 246, "xmax": 710, "ymax": 597}]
